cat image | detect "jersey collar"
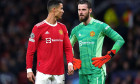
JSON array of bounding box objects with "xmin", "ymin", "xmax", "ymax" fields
[
  {"xmin": 44, "ymin": 20, "xmax": 57, "ymax": 27},
  {"xmin": 89, "ymin": 18, "xmax": 95, "ymax": 24},
  {"xmin": 81, "ymin": 18, "xmax": 94, "ymax": 25}
]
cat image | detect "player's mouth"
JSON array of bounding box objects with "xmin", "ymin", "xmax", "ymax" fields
[
  {"xmin": 80, "ymin": 15, "xmax": 84, "ymax": 18},
  {"xmin": 80, "ymin": 15, "xmax": 84, "ymax": 16}
]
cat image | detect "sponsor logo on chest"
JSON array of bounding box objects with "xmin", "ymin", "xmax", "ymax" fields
[
  {"xmin": 79, "ymin": 41, "xmax": 94, "ymax": 47},
  {"xmin": 46, "ymin": 38, "xmax": 63, "ymax": 43}
]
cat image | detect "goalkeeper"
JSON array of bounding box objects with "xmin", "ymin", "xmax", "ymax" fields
[{"xmin": 70, "ymin": 0, "xmax": 125, "ymax": 84}]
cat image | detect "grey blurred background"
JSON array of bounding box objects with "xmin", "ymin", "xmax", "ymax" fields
[{"xmin": 0, "ymin": 0, "xmax": 140, "ymax": 84}]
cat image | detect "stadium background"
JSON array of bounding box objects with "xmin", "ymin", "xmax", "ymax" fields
[{"xmin": 0, "ymin": 0, "xmax": 140, "ymax": 84}]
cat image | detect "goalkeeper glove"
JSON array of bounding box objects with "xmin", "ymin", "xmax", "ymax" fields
[
  {"xmin": 92, "ymin": 50, "xmax": 116, "ymax": 68},
  {"xmin": 73, "ymin": 58, "xmax": 81, "ymax": 70}
]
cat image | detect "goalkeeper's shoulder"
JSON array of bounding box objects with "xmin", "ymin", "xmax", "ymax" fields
[
  {"xmin": 71, "ymin": 23, "xmax": 82, "ymax": 34},
  {"xmin": 93, "ymin": 18, "xmax": 109, "ymax": 27}
]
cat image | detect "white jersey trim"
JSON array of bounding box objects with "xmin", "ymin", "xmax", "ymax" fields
[{"xmin": 44, "ymin": 20, "xmax": 57, "ymax": 27}]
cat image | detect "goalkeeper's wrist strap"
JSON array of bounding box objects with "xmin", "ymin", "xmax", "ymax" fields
[
  {"xmin": 109, "ymin": 52, "xmax": 115, "ymax": 57},
  {"xmin": 108, "ymin": 50, "xmax": 116, "ymax": 57}
]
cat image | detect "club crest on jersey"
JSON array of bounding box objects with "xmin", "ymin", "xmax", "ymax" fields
[
  {"xmin": 59, "ymin": 30, "xmax": 63, "ymax": 35},
  {"xmin": 90, "ymin": 31, "xmax": 95, "ymax": 37}
]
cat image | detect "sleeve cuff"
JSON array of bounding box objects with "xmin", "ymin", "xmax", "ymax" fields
[
  {"xmin": 27, "ymin": 68, "xmax": 32, "ymax": 73},
  {"xmin": 68, "ymin": 62, "xmax": 73, "ymax": 66}
]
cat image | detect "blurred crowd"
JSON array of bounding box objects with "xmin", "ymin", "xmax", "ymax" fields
[{"xmin": 0, "ymin": 0, "xmax": 140, "ymax": 84}]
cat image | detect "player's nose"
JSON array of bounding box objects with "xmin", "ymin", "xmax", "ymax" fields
[{"xmin": 62, "ymin": 9, "xmax": 64, "ymax": 13}]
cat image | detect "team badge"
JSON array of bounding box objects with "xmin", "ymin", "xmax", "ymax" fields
[
  {"xmin": 90, "ymin": 31, "xmax": 95, "ymax": 37},
  {"xmin": 59, "ymin": 30, "xmax": 63, "ymax": 35}
]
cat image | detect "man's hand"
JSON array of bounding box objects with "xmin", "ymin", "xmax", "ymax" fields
[
  {"xmin": 27, "ymin": 72, "xmax": 35, "ymax": 83},
  {"xmin": 92, "ymin": 55, "xmax": 111, "ymax": 68},
  {"xmin": 67, "ymin": 65, "xmax": 74, "ymax": 75},
  {"xmin": 73, "ymin": 58, "xmax": 82, "ymax": 70},
  {"xmin": 92, "ymin": 50, "xmax": 116, "ymax": 68}
]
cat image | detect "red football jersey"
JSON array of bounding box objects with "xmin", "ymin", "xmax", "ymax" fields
[{"xmin": 26, "ymin": 20, "xmax": 73, "ymax": 75}]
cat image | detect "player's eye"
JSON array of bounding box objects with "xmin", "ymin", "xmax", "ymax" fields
[{"xmin": 82, "ymin": 9, "xmax": 86, "ymax": 11}]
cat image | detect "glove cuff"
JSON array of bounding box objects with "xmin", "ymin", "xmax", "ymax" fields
[{"xmin": 107, "ymin": 50, "xmax": 116, "ymax": 57}]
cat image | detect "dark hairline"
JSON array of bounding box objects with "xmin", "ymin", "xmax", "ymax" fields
[
  {"xmin": 48, "ymin": 4, "xmax": 61, "ymax": 12},
  {"xmin": 47, "ymin": 0, "xmax": 63, "ymax": 12},
  {"xmin": 77, "ymin": 0, "xmax": 92, "ymax": 9}
]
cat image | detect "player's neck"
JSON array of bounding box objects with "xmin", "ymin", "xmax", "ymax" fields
[
  {"xmin": 83, "ymin": 17, "xmax": 92, "ymax": 25},
  {"xmin": 46, "ymin": 13, "xmax": 57, "ymax": 24}
]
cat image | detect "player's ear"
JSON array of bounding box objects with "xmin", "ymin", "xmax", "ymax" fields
[
  {"xmin": 52, "ymin": 7, "xmax": 56, "ymax": 12},
  {"xmin": 89, "ymin": 8, "xmax": 92, "ymax": 14}
]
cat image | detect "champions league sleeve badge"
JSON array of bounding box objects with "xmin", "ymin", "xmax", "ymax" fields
[
  {"xmin": 29, "ymin": 33, "xmax": 35, "ymax": 42},
  {"xmin": 30, "ymin": 33, "xmax": 35, "ymax": 38}
]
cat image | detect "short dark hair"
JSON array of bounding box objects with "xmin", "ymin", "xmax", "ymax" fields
[
  {"xmin": 47, "ymin": 0, "xmax": 63, "ymax": 12},
  {"xmin": 77, "ymin": 0, "xmax": 92, "ymax": 9}
]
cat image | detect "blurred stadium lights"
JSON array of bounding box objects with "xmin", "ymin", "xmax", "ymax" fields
[{"xmin": 94, "ymin": 0, "xmax": 140, "ymax": 15}]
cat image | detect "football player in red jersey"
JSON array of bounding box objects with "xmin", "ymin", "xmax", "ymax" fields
[{"xmin": 26, "ymin": 0, "xmax": 74, "ymax": 84}]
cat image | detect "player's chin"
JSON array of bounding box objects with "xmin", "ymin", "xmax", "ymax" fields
[
  {"xmin": 58, "ymin": 16, "xmax": 62, "ymax": 19},
  {"xmin": 79, "ymin": 18, "xmax": 84, "ymax": 22}
]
